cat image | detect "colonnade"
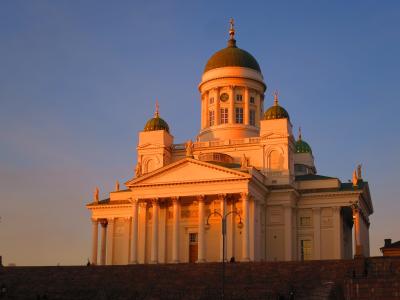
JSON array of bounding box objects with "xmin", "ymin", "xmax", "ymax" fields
[{"xmin": 90, "ymin": 192, "xmax": 253, "ymax": 265}]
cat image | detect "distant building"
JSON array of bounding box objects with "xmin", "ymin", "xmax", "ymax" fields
[
  {"xmin": 86, "ymin": 21, "xmax": 373, "ymax": 265},
  {"xmin": 381, "ymin": 239, "xmax": 400, "ymax": 257}
]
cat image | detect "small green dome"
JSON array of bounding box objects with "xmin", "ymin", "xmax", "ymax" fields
[
  {"xmin": 204, "ymin": 39, "xmax": 261, "ymax": 73},
  {"xmin": 295, "ymin": 139, "xmax": 312, "ymax": 154},
  {"xmin": 264, "ymin": 105, "xmax": 290, "ymax": 120},
  {"xmin": 264, "ymin": 92, "xmax": 290, "ymax": 120},
  {"xmin": 144, "ymin": 115, "xmax": 170, "ymax": 133}
]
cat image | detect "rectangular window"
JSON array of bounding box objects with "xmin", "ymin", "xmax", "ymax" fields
[
  {"xmin": 300, "ymin": 216, "xmax": 311, "ymax": 226},
  {"xmin": 250, "ymin": 96, "xmax": 255, "ymax": 104},
  {"xmin": 220, "ymin": 108, "xmax": 228, "ymax": 124},
  {"xmin": 301, "ymin": 240, "xmax": 312, "ymax": 261},
  {"xmin": 236, "ymin": 94, "xmax": 243, "ymax": 101},
  {"xmin": 209, "ymin": 97, "xmax": 214, "ymax": 104},
  {"xmin": 235, "ymin": 107, "xmax": 243, "ymax": 124},
  {"xmin": 250, "ymin": 109, "xmax": 256, "ymax": 126},
  {"xmin": 209, "ymin": 110, "xmax": 215, "ymax": 126},
  {"xmin": 189, "ymin": 233, "xmax": 198, "ymax": 244}
]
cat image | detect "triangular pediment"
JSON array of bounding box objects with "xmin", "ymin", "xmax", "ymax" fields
[{"xmin": 126, "ymin": 158, "xmax": 250, "ymax": 186}]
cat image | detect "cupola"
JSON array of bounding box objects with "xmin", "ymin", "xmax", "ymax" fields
[
  {"xmin": 144, "ymin": 102, "xmax": 170, "ymax": 133},
  {"xmin": 264, "ymin": 92, "xmax": 290, "ymax": 120}
]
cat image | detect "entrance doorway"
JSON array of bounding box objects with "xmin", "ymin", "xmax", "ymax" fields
[
  {"xmin": 189, "ymin": 233, "xmax": 198, "ymax": 263},
  {"xmin": 300, "ymin": 240, "xmax": 312, "ymax": 261}
]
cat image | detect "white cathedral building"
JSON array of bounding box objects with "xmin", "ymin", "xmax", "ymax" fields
[{"xmin": 86, "ymin": 21, "xmax": 373, "ymax": 265}]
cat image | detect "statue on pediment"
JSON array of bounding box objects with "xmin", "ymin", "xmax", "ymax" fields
[{"xmin": 185, "ymin": 140, "xmax": 194, "ymax": 157}]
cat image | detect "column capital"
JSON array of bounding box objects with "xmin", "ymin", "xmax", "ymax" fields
[
  {"xmin": 171, "ymin": 196, "xmax": 180, "ymax": 204},
  {"xmin": 139, "ymin": 202, "xmax": 148, "ymax": 208},
  {"xmin": 91, "ymin": 218, "xmax": 98, "ymax": 224},
  {"xmin": 196, "ymin": 195, "xmax": 206, "ymax": 202},
  {"xmin": 150, "ymin": 198, "xmax": 159, "ymax": 206},
  {"xmin": 218, "ymin": 193, "xmax": 227, "ymax": 201},
  {"xmin": 100, "ymin": 219, "xmax": 108, "ymax": 227},
  {"xmin": 130, "ymin": 197, "xmax": 139, "ymax": 205}
]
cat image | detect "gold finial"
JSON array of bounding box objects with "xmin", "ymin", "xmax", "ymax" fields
[
  {"xmin": 273, "ymin": 90, "xmax": 279, "ymax": 106},
  {"xmin": 154, "ymin": 99, "xmax": 159, "ymax": 118},
  {"xmin": 298, "ymin": 127, "xmax": 302, "ymax": 140},
  {"xmin": 229, "ymin": 18, "xmax": 235, "ymax": 40}
]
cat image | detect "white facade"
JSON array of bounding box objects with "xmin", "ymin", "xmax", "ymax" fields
[{"xmin": 86, "ymin": 22, "xmax": 373, "ymax": 265}]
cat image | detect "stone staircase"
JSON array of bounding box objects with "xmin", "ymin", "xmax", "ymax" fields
[{"xmin": 0, "ymin": 257, "xmax": 399, "ymax": 299}]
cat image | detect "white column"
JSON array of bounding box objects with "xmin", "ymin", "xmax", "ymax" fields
[
  {"xmin": 197, "ymin": 195, "xmax": 206, "ymax": 263},
  {"xmin": 150, "ymin": 199, "xmax": 159, "ymax": 264},
  {"xmin": 249, "ymin": 198, "xmax": 256, "ymax": 261},
  {"xmin": 215, "ymin": 88, "xmax": 220, "ymax": 125},
  {"xmin": 130, "ymin": 199, "xmax": 139, "ymax": 264},
  {"xmin": 244, "ymin": 87, "xmax": 249, "ymax": 125},
  {"xmin": 100, "ymin": 219, "xmax": 107, "ymax": 265},
  {"xmin": 284, "ymin": 205, "xmax": 293, "ymax": 261},
  {"xmin": 204, "ymin": 92, "xmax": 209, "ymax": 128},
  {"xmin": 91, "ymin": 219, "xmax": 98, "ymax": 265},
  {"xmin": 353, "ymin": 205, "xmax": 363, "ymax": 256},
  {"xmin": 241, "ymin": 192, "xmax": 250, "ymax": 262},
  {"xmin": 172, "ymin": 197, "xmax": 180, "ymax": 263},
  {"xmin": 106, "ymin": 218, "xmax": 114, "ymax": 265},
  {"xmin": 138, "ymin": 202, "xmax": 147, "ymax": 263},
  {"xmin": 219, "ymin": 194, "xmax": 227, "ymax": 262},
  {"xmin": 159, "ymin": 204, "xmax": 167, "ymax": 263},
  {"xmin": 229, "ymin": 85, "xmax": 235, "ymax": 124},
  {"xmin": 333, "ymin": 206, "xmax": 342, "ymax": 259},
  {"xmin": 312, "ymin": 207, "xmax": 321, "ymax": 260},
  {"xmin": 227, "ymin": 198, "xmax": 236, "ymax": 261}
]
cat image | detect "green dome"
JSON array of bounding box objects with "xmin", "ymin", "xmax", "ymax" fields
[
  {"xmin": 204, "ymin": 39, "xmax": 261, "ymax": 73},
  {"xmin": 264, "ymin": 104, "xmax": 290, "ymax": 120},
  {"xmin": 144, "ymin": 115, "xmax": 170, "ymax": 133},
  {"xmin": 295, "ymin": 139, "xmax": 312, "ymax": 154}
]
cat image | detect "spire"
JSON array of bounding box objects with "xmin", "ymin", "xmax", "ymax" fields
[
  {"xmin": 154, "ymin": 99, "xmax": 159, "ymax": 118},
  {"xmin": 273, "ymin": 90, "xmax": 279, "ymax": 106},
  {"xmin": 227, "ymin": 18, "xmax": 237, "ymax": 47},
  {"xmin": 298, "ymin": 126, "xmax": 302, "ymax": 140}
]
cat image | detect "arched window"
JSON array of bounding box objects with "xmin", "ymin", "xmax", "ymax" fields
[{"xmin": 268, "ymin": 150, "xmax": 284, "ymax": 170}]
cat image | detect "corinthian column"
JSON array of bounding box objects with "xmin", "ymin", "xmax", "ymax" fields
[
  {"xmin": 197, "ymin": 195, "xmax": 206, "ymax": 263},
  {"xmin": 106, "ymin": 218, "xmax": 114, "ymax": 265},
  {"xmin": 100, "ymin": 219, "xmax": 108, "ymax": 265},
  {"xmin": 241, "ymin": 192, "xmax": 250, "ymax": 262},
  {"xmin": 172, "ymin": 197, "xmax": 180, "ymax": 263},
  {"xmin": 150, "ymin": 199, "xmax": 159, "ymax": 264},
  {"xmin": 244, "ymin": 87, "xmax": 250, "ymax": 125},
  {"xmin": 229, "ymin": 85, "xmax": 235, "ymax": 124},
  {"xmin": 130, "ymin": 199, "xmax": 139, "ymax": 264},
  {"xmin": 91, "ymin": 219, "xmax": 98, "ymax": 265},
  {"xmin": 219, "ymin": 194, "xmax": 227, "ymax": 262}
]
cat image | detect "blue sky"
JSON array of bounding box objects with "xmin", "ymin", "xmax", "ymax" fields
[{"xmin": 0, "ymin": 1, "xmax": 399, "ymax": 265}]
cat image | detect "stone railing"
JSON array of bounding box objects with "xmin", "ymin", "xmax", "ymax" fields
[{"xmin": 172, "ymin": 137, "xmax": 261, "ymax": 150}]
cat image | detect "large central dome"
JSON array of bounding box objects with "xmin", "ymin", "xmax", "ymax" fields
[{"xmin": 204, "ymin": 39, "xmax": 261, "ymax": 73}]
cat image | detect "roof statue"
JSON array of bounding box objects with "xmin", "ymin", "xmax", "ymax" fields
[
  {"xmin": 185, "ymin": 140, "xmax": 194, "ymax": 158},
  {"xmin": 352, "ymin": 169, "xmax": 359, "ymax": 187},
  {"xmin": 241, "ymin": 154, "xmax": 249, "ymax": 168},
  {"xmin": 135, "ymin": 161, "xmax": 142, "ymax": 178},
  {"xmin": 93, "ymin": 187, "xmax": 99, "ymax": 202},
  {"xmin": 357, "ymin": 164, "xmax": 362, "ymax": 179},
  {"xmin": 115, "ymin": 180, "xmax": 120, "ymax": 191}
]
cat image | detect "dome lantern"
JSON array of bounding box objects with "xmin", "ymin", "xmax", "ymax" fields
[
  {"xmin": 264, "ymin": 91, "xmax": 290, "ymax": 120},
  {"xmin": 143, "ymin": 101, "xmax": 170, "ymax": 133}
]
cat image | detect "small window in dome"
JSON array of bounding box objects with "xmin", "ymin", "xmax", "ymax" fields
[
  {"xmin": 236, "ymin": 94, "xmax": 243, "ymax": 102},
  {"xmin": 209, "ymin": 97, "xmax": 214, "ymax": 104},
  {"xmin": 220, "ymin": 108, "xmax": 228, "ymax": 124},
  {"xmin": 250, "ymin": 109, "xmax": 256, "ymax": 126},
  {"xmin": 250, "ymin": 96, "xmax": 255, "ymax": 104},
  {"xmin": 235, "ymin": 107, "xmax": 243, "ymax": 124},
  {"xmin": 209, "ymin": 110, "xmax": 215, "ymax": 126}
]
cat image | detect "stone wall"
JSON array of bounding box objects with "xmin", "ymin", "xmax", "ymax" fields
[{"xmin": 0, "ymin": 257, "xmax": 399, "ymax": 299}]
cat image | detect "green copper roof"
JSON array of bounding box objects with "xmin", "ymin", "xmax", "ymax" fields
[
  {"xmin": 295, "ymin": 139, "xmax": 312, "ymax": 154},
  {"xmin": 264, "ymin": 104, "xmax": 290, "ymax": 120},
  {"xmin": 144, "ymin": 115, "xmax": 170, "ymax": 133},
  {"xmin": 204, "ymin": 39, "xmax": 261, "ymax": 73}
]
